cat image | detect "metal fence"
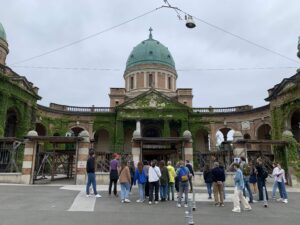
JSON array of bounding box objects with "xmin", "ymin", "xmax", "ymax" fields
[{"xmin": 0, "ymin": 139, "xmax": 24, "ymax": 173}]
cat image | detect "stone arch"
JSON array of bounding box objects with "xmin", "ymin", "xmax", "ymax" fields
[
  {"xmin": 94, "ymin": 128, "xmax": 110, "ymax": 152},
  {"xmin": 215, "ymin": 127, "xmax": 235, "ymax": 151},
  {"xmin": 4, "ymin": 107, "xmax": 19, "ymax": 137},
  {"xmin": 291, "ymin": 109, "xmax": 300, "ymax": 142},
  {"xmin": 35, "ymin": 123, "xmax": 47, "ymax": 136},
  {"xmin": 256, "ymin": 124, "xmax": 271, "ymax": 140},
  {"xmin": 194, "ymin": 129, "xmax": 209, "ymax": 153},
  {"xmin": 70, "ymin": 126, "xmax": 85, "ymax": 137}
]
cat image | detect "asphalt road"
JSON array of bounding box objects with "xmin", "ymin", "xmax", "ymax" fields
[{"xmin": 0, "ymin": 185, "xmax": 299, "ymax": 225}]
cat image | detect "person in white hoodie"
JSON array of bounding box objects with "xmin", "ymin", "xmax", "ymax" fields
[
  {"xmin": 271, "ymin": 162, "xmax": 280, "ymax": 199},
  {"xmin": 276, "ymin": 163, "xmax": 288, "ymax": 203},
  {"xmin": 148, "ymin": 160, "xmax": 161, "ymax": 205}
]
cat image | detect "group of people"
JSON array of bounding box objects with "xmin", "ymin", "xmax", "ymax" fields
[
  {"xmin": 107, "ymin": 155, "xmax": 195, "ymax": 208},
  {"xmin": 85, "ymin": 152, "xmax": 289, "ymax": 213}
]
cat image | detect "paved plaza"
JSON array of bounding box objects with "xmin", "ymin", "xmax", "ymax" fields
[{"xmin": 0, "ymin": 184, "xmax": 300, "ymax": 225}]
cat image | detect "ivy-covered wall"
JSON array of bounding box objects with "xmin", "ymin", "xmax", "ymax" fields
[{"xmin": 0, "ymin": 73, "xmax": 39, "ymax": 137}]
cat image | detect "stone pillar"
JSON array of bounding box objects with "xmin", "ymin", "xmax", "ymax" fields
[
  {"xmin": 163, "ymin": 119, "xmax": 170, "ymax": 137},
  {"xmin": 88, "ymin": 121, "xmax": 94, "ymax": 139},
  {"xmin": 183, "ymin": 130, "xmax": 193, "ymax": 165},
  {"xmin": 132, "ymin": 141, "xmax": 141, "ymax": 166},
  {"xmin": 76, "ymin": 130, "xmax": 90, "ymax": 185},
  {"xmin": 21, "ymin": 130, "xmax": 38, "ymax": 184},
  {"xmin": 232, "ymin": 131, "xmax": 246, "ymax": 159}
]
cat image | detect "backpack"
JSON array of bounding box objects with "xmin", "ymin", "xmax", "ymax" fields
[
  {"xmin": 242, "ymin": 163, "xmax": 251, "ymax": 176},
  {"xmin": 262, "ymin": 167, "xmax": 268, "ymax": 179},
  {"xmin": 178, "ymin": 167, "xmax": 189, "ymax": 182}
]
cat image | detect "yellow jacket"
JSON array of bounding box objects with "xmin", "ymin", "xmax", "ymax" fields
[{"xmin": 167, "ymin": 165, "xmax": 176, "ymax": 183}]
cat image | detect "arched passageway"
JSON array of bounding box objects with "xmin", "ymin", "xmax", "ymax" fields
[
  {"xmin": 291, "ymin": 110, "xmax": 300, "ymax": 142},
  {"xmin": 36, "ymin": 123, "xmax": 47, "ymax": 136}
]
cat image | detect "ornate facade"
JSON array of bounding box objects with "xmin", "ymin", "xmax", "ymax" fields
[{"xmin": 1, "ymin": 24, "xmax": 300, "ymax": 166}]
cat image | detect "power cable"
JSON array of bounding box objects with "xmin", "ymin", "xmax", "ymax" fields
[
  {"xmin": 170, "ymin": 6, "xmax": 300, "ymax": 65},
  {"xmin": 10, "ymin": 6, "xmax": 163, "ymax": 66},
  {"xmin": 11, "ymin": 65, "xmax": 298, "ymax": 72}
]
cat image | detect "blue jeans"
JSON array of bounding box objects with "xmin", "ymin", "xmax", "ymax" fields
[
  {"xmin": 86, "ymin": 173, "xmax": 97, "ymax": 195},
  {"xmin": 168, "ymin": 182, "xmax": 175, "ymax": 200},
  {"xmin": 138, "ymin": 183, "xmax": 145, "ymax": 201},
  {"xmin": 243, "ymin": 178, "xmax": 253, "ymax": 202},
  {"xmin": 120, "ymin": 182, "xmax": 130, "ymax": 200},
  {"xmin": 277, "ymin": 181, "xmax": 288, "ymax": 199},
  {"xmin": 272, "ymin": 181, "xmax": 278, "ymax": 198},
  {"xmin": 178, "ymin": 181, "xmax": 189, "ymax": 205},
  {"xmin": 160, "ymin": 184, "xmax": 168, "ymax": 200},
  {"xmin": 206, "ymin": 182, "xmax": 212, "ymax": 197},
  {"xmin": 257, "ymin": 177, "xmax": 268, "ymax": 201}
]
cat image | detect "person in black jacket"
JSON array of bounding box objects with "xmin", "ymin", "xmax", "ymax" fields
[
  {"xmin": 86, "ymin": 150, "xmax": 101, "ymax": 198},
  {"xmin": 256, "ymin": 158, "xmax": 269, "ymax": 201},
  {"xmin": 186, "ymin": 160, "xmax": 194, "ymax": 193},
  {"xmin": 203, "ymin": 164, "xmax": 213, "ymax": 199},
  {"xmin": 211, "ymin": 161, "xmax": 225, "ymax": 206}
]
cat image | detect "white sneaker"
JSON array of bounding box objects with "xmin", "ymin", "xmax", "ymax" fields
[
  {"xmin": 149, "ymin": 201, "xmax": 152, "ymax": 205},
  {"xmin": 124, "ymin": 199, "xmax": 131, "ymax": 203},
  {"xmin": 95, "ymin": 194, "xmax": 102, "ymax": 198},
  {"xmin": 136, "ymin": 199, "xmax": 142, "ymax": 203},
  {"xmin": 232, "ymin": 208, "xmax": 241, "ymax": 213},
  {"xmin": 283, "ymin": 199, "xmax": 288, "ymax": 203},
  {"xmin": 155, "ymin": 201, "xmax": 159, "ymax": 204},
  {"xmin": 121, "ymin": 200, "xmax": 124, "ymax": 203},
  {"xmin": 277, "ymin": 198, "xmax": 283, "ymax": 202},
  {"xmin": 184, "ymin": 204, "xmax": 188, "ymax": 208},
  {"xmin": 177, "ymin": 203, "xmax": 181, "ymax": 208},
  {"xmin": 244, "ymin": 207, "xmax": 252, "ymax": 211},
  {"xmin": 86, "ymin": 194, "xmax": 91, "ymax": 197}
]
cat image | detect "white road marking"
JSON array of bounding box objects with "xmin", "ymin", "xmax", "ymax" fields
[{"xmin": 68, "ymin": 191, "xmax": 96, "ymax": 212}]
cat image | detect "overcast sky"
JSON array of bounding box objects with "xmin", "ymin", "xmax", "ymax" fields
[{"xmin": 1, "ymin": 0, "xmax": 299, "ymax": 108}]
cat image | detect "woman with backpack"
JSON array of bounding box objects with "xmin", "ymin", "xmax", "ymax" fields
[
  {"xmin": 256, "ymin": 158, "xmax": 269, "ymax": 201},
  {"xmin": 176, "ymin": 160, "xmax": 190, "ymax": 208},
  {"xmin": 159, "ymin": 160, "xmax": 169, "ymax": 202},
  {"xmin": 134, "ymin": 161, "xmax": 147, "ymax": 203},
  {"xmin": 119, "ymin": 160, "xmax": 131, "ymax": 203}
]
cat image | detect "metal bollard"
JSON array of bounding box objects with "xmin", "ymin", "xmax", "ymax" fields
[
  {"xmin": 263, "ymin": 186, "xmax": 268, "ymax": 208},
  {"xmin": 192, "ymin": 191, "xmax": 196, "ymax": 211},
  {"xmin": 187, "ymin": 198, "xmax": 195, "ymax": 225}
]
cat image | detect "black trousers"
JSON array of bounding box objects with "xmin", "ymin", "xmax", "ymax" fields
[
  {"xmin": 109, "ymin": 170, "xmax": 118, "ymax": 195},
  {"xmin": 149, "ymin": 181, "xmax": 159, "ymax": 202},
  {"xmin": 145, "ymin": 179, "xmax": 149, "ymax": 197},
  {"xmin": 257, "ymin": 177, "xmax": 268, "ymax": 201}
]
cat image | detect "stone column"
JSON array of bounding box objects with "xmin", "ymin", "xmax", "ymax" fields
[
  {"xmin": 88, "ymin": 121, "xmax": 94, "ymax": 139},
  {"xmin": 21, "ymin": 130, "xmax": 38, "ymax": 184},
  {"xmin": 132, "ymin": 141, "xmax": 141, "ymax": 166},
  {"xmin": 183, "ymin": 130, "xmax": 193, "ymax": 165},
  {"xmin": 132, "ymin": 121, "xmax": 142, "ymax": 166},
  {"xmin": 76, "ymin": 130, "xmax": 90, "ymax": 185},
  {"xmin": 232, "ymin": 131, "xmax": 246, "ymax": 159}
]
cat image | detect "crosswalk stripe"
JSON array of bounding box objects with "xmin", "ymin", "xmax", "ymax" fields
[{"xmin": 68, "ymin": 191, "xmax": 96, "ymax": 212}]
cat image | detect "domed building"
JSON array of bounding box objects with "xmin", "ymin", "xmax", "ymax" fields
[{"xmin": 0, "ymin": 24, "xmax": 300, "ymax": 184}]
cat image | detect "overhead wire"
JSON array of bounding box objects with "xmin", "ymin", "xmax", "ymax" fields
[
  {"xmin": 10, "ymin": 6, "xmax": 163, "ymax": 66},
  {"xmin": 11, "ymin": 65, "xmax": 298, "ymax": 72},
  {"xmin": 8, "ymin": 3, "xmax": 300, "ymax": 67}
]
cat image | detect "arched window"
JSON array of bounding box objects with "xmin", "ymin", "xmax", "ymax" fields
[{"xmin": 4, "ymin": 108, "xmax": 18, "ymax": 137}]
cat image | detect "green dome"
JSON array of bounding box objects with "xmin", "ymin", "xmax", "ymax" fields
[
  {"xmin": 0, "ymin": 23, "xmax": 7, "ymax": 41},
  {"xmin": 126, "ymin": 30, "xmax": 175, "ymax": 69}
]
